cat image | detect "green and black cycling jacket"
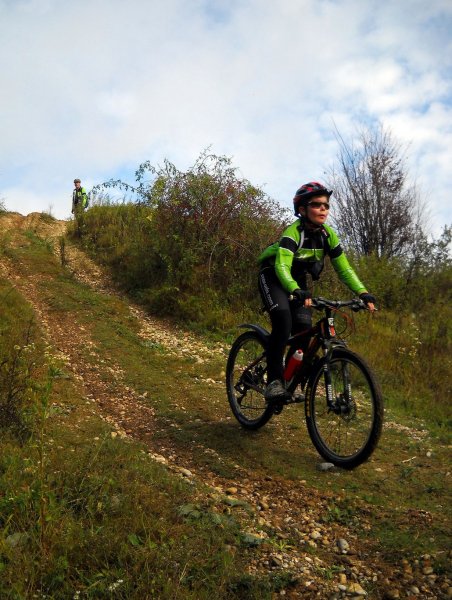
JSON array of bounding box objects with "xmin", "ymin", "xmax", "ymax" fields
[
  {"xmin": 72, "ymin": 187, "xmax": 88, "ymax": 208},
  {"xmin": 258, "ymin": 220, "xmax": 367, "ymax": 295}
]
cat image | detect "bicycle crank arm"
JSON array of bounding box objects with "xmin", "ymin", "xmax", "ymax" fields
[{"xmin": 235, "ymin": 381, "xmax": 265, "ymax": 395}]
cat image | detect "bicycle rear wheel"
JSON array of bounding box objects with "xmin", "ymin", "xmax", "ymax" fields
[
  {"xmin": 305, "ymin": 347, "xmax": 383, "ymax": 469},
  {"xmin": 226, "ymin": 331, "xmax": 274, "ymax": 429}
]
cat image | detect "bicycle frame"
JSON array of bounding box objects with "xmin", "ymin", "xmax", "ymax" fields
[
  {"xmin": 239, "ymin": 298, "xmax": 364, "ymax": 406},
  {"xmin": 285, "ymin": 305, "xmax": 348, "ymax": 398}
]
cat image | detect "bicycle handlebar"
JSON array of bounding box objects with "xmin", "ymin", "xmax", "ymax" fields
[
  {"xmin": 313, "ymin": 297, "xmax": 368, "ymax": 311},
  {"xmin": 289, "ymin": 295, "xmax": 374, "ymax": 312}
]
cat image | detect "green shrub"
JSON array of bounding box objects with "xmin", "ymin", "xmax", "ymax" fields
[{"xmin": 76, "ymin": 152, "xmax": 289, "ymax": 327}]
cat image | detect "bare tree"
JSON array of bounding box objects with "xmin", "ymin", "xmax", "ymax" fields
[{"xmin": 326, "ymin": 124, "xmax": 425, "ymax": 258}]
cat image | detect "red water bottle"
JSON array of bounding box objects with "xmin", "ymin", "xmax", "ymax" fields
[{"xmin": 283, "ymin": 349, "xmax": 304, "ymax": 381}]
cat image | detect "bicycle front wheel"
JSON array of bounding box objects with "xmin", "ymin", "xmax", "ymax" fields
[
  {"xmin": 305, "ymin": 348, "xmax": 383, "ymax": 469},
  {"xmin": 226, "ymin": 331, "xmax": 274, "ymax": 430}
]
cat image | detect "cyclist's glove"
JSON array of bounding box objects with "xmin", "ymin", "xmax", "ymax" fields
[
  {"xmin": 292, "ymin": 289, "xmax": 312, "ymax": 305},
  {"xmin": 359, "ymin": 292, "xmax": 376, "ymax": 306}
]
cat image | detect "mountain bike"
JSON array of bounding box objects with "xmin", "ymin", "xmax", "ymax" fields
[{"xmin": 226, "ymin": 297, "xmax": 384, "ymax": 469}]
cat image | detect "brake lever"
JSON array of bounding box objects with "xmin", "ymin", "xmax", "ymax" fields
[{"xmin": 353, "ymin": 300, "xmax": 378, "ymax": 313}]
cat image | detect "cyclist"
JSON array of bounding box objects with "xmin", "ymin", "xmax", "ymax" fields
[
  {"xmin": 258, "ymin": 181, "xmax": 376, "ymax": 403},
  {"xmin": 72, "ymin": 178, "xmax": 89, "ymax": 215}
]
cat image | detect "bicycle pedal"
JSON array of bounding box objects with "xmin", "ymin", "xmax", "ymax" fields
[
  {"xmin": 291, "ymin": 393, "xmax": 305, "ymax": 404},
  {"xmin": 271, "ymin": 400, "xmax": 285, "ymax": 414},
  {"xmin": 280, "ymin": 393, "xmax": 305, "ymax": 405}
]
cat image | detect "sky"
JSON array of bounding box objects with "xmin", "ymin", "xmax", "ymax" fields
[{"xmin": 1, "ymin": 0, "xmax": 451, "ymax": 237}]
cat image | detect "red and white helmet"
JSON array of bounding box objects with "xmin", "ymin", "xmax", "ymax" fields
[{"xmin": 293, "ymin": 182, "xmax": 332, "ymax": 215}]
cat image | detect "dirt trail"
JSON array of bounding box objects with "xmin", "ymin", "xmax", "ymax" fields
[{"xmin": 0, "ymin": 213, "xmax": 448, "ymax": 599}]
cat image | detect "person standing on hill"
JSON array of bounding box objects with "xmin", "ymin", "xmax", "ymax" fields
[
  {"xmin": 72, "ymin": 178, "xmax": 88, "ymax": 215},
  {"xmin": 258, "ymin": 181, "xmax": 376, "ymax": 403}
]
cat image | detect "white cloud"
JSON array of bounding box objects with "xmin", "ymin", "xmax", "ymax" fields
[
  {"xmin": 0, "ymin": 0, "xmax": 451, "ymax": 234},
  {"xmin": 3, "ymin": 186, "xmax": 71, "ymax": 220}
]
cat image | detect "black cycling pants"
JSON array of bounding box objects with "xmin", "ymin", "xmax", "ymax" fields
[{"xmin": 258, "ymin": 266, "xmax": 312, "ymax": 382}]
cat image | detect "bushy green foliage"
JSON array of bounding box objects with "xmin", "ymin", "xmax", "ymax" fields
[
  {"xmin": 78, "ymin": 152, "xmax": 289, "ymax": 327},
  {"xmin": 147, "ymin": 153, "xmax": 286, "ymax": 300},
  {"xmin": 70, "ymin": 202, "xmax": 164, "ymax": 291}
]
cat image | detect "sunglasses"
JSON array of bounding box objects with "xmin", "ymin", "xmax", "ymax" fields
[{"xmin": 308, "ymin": 201, "xmax": 330, "ymax": 209}]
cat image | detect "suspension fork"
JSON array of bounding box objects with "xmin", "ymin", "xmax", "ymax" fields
[
  {"xmin": 319, "ymin": 306, "xmax": 333, "ymax": 407},
  {"xmin": 322, "ymin": 342, "xmax": 335, "ymax": 408},
  {"xmin": 342, "ymin": 361, "xmax": 352, "ymax": 402},
  {"xmin": 322, "ymin": 338, "xmax": 348, "ymax": 408}
]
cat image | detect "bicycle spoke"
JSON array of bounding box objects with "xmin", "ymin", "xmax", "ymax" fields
[
  {"xmin": 226, "ymin": 331, "xmax": 272, "ymax": 429},
  {"xmin": 311, "ymin": 356, "xmax": 376, "ymax": 459}
]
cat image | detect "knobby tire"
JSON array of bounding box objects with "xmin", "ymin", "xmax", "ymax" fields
[{"xmin": 226, "ymin": 331, "xmax": 274, "ymax": 430}]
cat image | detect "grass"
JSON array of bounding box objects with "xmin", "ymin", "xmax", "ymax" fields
[
  {"xmin": 0, "ymin": 424, "xmax": 259, "ymax": 598},
  {"xmin": 45, "ymin": 273, "xmax": 451, "ymax": 569},
  {"xmin": 0, "ymin": 241, "xmax": 281, "ymax": 598},
  {"xmin": 1, "ymin": 216, "xmax": 451, "ymax": 597}
]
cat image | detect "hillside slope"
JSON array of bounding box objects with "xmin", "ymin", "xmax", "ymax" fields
[{"xmin": 0, "ymin": 213, "xmax": 450, "ymax": 599}]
